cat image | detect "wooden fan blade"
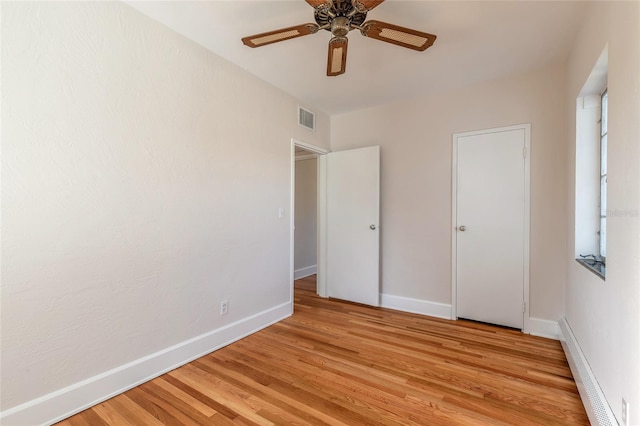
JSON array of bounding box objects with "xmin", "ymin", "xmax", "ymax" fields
[
  {"xmin": 306, "ymin": 0, "xmax": 331, "ymax": 8},
  {"xmin": 241, "ymin": 24, "xmax": 319, "ymax": 48},
  {"xmin": 354, "ymin": 0, "xmax": 385, "ymax": 11},
  {"xmin": 360, "ymin": 20, "xmax": 436, "ymax": 51},
  {"xmin": 327, "ymin": 36, "xmax": 348, "ymax": 76}
]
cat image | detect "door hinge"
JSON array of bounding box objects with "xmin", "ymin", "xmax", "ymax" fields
[{"xmin": 522, "ymin": 146, "xmax": 528, "ymax": 159}]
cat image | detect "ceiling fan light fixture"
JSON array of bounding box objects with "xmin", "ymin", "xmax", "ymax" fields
[{"xmin": 241, "ymin": 1, "xmax": 437, "ymax": 75}]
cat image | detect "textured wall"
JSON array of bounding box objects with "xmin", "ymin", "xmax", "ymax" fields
[
  {"xmin": 1, "ymin": 1, "xmax": 328, "ymax": 410},
  {"xmin": 331, "ymin": 62, "xmax": 568, "ymax": 322},
  {"xmin": 564, "ymin": 2, "xmax": 640, "ymax": 423}
]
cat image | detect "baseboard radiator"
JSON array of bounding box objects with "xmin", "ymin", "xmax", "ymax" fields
[{"xmin": 558, "ymin": 318, "xmax": 617, "ymax": 426}]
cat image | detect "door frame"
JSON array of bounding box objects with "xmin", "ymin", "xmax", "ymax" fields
[
  {"xmin": 450, "ymin": 124, "xmax": 531, "ymax": 333},
  {"xmin": 291, "ymin": 138, "xmax": 330, "ymax": 306}
]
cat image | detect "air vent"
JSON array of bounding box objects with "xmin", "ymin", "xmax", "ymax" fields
[{"xmin": 298, "ymin": 106, "xmax": 315, "ymax": 131}]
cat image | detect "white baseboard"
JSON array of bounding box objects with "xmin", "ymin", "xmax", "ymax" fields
[
  {"xmin": 527, "ymin": 317, "xmax": 560, "ymax": 340},
  {"xmin": 294, "ymin": 265, "xmax": 317, "ymax": 280},
  {"xmin": 380, "ymin": 293, "xmax": 452, "ymax": 319},
  {"xmin": 559, "ymin": 317, "xmax": 617, "ymax": 426},
  {"xmin": 0, "ymin": 302, "xmax": 292, "ymax": 426}
]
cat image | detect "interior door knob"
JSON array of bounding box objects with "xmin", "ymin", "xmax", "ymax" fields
[
  {"xmin": 370, "ymin": 224, "xmax": 376, "ymax": 230},
  {"xmin": 459, "ymin": 225, "xmax": 466, "ymax": 231}
]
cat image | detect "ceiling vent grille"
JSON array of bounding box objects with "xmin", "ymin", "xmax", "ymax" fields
[{"xmin": 298, "ymin": 106, "xmax": 315, "ymax": 131}]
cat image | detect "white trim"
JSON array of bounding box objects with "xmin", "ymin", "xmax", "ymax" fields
[
  {"xmin": 528, "ymin": 317, "xmax": 560, "ymax": 340},
  {"xmin": 380, "ymin": 294, "xmax": 452, "ymax": 320},
  {"xmin": 451, "ymin": 139, "xmax": 458, "ymax": 319},
  {"xmin": 290, "ymin": 141, "xmax": 296, "ymax": 310},
  {"xmin": 559, "ymin": 318, "xmax": 617, "ymax": 426},
  {"xmin": 292, "ymin": 138, "xmax": 329, "ymax": 155},
  {"xmin": 0, "ymin": 302, "xmax": 292, "ymax": 426},
  {"xmin": 450, "ymin": 124, "xmax": 531, "ymax": 332},
  {"xmin": 316, "ymin": 154, "xmax": 328, "ymax": 298},
  {"xmin": 294, "ymin": 265, "xmax": 317, "ymax": 280},
  {"xmin": 522, "ymin": 124, "xmax": 531, "ymax": 333},
  {"xmin": 291, "ymin": 138, "xmax": 329, "ymax": 300}
]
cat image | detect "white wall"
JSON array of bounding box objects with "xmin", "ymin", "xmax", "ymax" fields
[
  {"xmin": 294, "ymin": 159, "xmax": 317, "ymax": 274},
  {"xmin": 565, "ymin": 2, "xmax": 640, "ymax": 423},
  {"xmin": 331, "ymin": 62, "xmax": 568, "ymax": 322},
  {"xmin": 0, "ymin": 1, "xmax": 329, "ymax": 421}
]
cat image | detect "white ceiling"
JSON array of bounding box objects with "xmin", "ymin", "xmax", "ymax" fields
[{"xmin": 127, "ymin": 1, "xmax": 587, "ymax": 115}]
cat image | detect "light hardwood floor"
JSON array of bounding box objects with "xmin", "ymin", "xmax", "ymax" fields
[{"xmin": 58, "ymin": 275, "xmax": 588, "ymax": 425}]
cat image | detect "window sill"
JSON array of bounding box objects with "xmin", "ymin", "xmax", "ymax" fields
[{"xmin": 576, "ymin": 259, "xmax": 606, "ymax": 280}]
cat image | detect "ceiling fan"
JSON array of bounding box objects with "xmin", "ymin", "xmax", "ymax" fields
[{"xmin": 241, "ymin": 0, "xmax": 437, "ymax": 76}]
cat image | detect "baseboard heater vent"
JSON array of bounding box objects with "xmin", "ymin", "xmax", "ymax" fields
[{"xmin": 559, "ymin": 317, "xmax": 617, "ymax": 426}]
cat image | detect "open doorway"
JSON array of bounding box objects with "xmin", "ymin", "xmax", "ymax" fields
[
  {"xmin": 291, "ymin": 139, "xmax": 329, "ymax": 300},
  {"xmin": 290, "ymin": 139, "xmax": 380, "ymax": 305},
  {"xmin": 294, "ymin": 147, "xmax": 318, "ymax": 281}
]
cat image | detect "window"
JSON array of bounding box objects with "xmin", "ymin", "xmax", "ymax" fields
[
  {"xmin": 599, "ymin": 89, "xmax": 607, "ymax": 260},
  {"xmin": 574, "ymin": 47, "xmax": 607, "ymax": 279}
]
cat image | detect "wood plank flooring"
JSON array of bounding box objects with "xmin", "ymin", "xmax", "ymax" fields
[{"xmin": 58, "ymin": 275, "xmax": 588, "ymax": 425}]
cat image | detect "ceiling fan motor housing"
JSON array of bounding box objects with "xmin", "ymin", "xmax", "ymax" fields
[
  {"xmin": 315, "ymin": 0, "xmax": 367, "ymax": 32},
  {"xmin": 331, "ymin": 17, "xmax": 350, "ymax": 37}
]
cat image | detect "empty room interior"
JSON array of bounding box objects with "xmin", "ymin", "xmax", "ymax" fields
[{"xmin": 1, "ymin": 1, "xmax": 639, "ymax": 425}]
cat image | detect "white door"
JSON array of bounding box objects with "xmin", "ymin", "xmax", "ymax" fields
[
  {"xmin": 326, "ymin": 146, "xmax": 380, "ymax": 306},
  {"xmin": 454, "ymin": 126, "xmax": 528, "ymax": 329}
]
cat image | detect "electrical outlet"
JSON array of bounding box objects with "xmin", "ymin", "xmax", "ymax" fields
[
  {"xmin": 622, "ymin": 398, "xmax": 629, "ymax": 426},
  {"xmin": 220, "ymin": 300, "xmax": 229, "ymax": 315}
]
